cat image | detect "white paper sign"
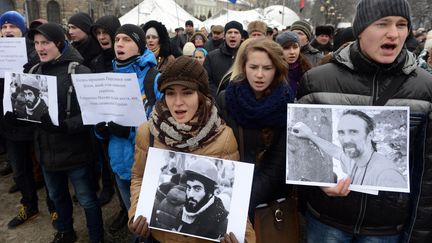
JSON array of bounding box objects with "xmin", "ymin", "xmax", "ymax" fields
[
  {"xmin": 135, "ymin": 147, "xmax": 254, "ymax": 242},
  {"xmin": 0, "ymin": 38, "xmax": 28, "ymax": 78},
  {"xmin": 71, "ymin": 73, "xmax": 147, "ymax": 126},
  {"xmin": 286, "ymin": 104, "xmax": 410, "ymax": 194},
  {"xmin": 3, "ymin": 72, "xmax": 59, "ymax": 125}
]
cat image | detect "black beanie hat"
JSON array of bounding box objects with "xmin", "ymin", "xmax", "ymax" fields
[
  {"xmin": 291, "ymin": 20, "xmax": 313, "ymax": 41},
  {"xmin": 158, "ymin": 56, "xmax": 209, "ymax": 95},
  {"xmin": 68, "ymin": 12, "xmax": 93, "ymax": 34},
  {"xmin": 28, "ymin": 23, "xmax": 66, "ymax": 51},
  {"xmin": 185, "ymin": 20, "xmax": 194, "ymax": 27},
  {"xmin": 115, "ymin": 24, "xmax": 147, "ymax": 55},
  {"xmin": 224, "ymin": 21, "xmax": 243, "ymax": 34},
  {"xmin": 353, "ymin": 0, "xmax": 411, "ymax": 37},
  {"xmin": 91, "ymin": 15, "xmax": 121, "ymax": 43}
]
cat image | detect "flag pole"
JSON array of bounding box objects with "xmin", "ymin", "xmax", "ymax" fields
[{"xmin": 282, "ymin": 0, "xmax": 285, "ymax": 25}]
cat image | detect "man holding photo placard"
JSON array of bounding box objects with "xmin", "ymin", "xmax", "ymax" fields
[{"xmin": 296, "ymin": 0, "xmax": 432, "ymax": 242}]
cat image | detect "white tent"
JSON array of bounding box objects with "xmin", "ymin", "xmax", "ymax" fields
[
  {"xmin": 203, "ymin": 5, "xmax": 299, "ymax": 30},
  {"xmin": 119, "ymin": 0, "xmax": 202, "ymax": 33},
  {"xmin": 262, "ymin": 5, "xmax": 300, "ymax": 27}
]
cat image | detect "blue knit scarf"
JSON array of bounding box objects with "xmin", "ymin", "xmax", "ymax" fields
[{"xmin": 225, "ymin": 80, "xmax": 293, "ymax": 128}]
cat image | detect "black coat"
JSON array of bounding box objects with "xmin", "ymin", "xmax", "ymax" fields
[
  {"xmin": 204, "ymin": 38, "xmax": 223, "ymax": 53},
  {"xmin": 31, "ymin": 44, "xmax": 95, "ymax": 171},
  {"xmin": 301, "ymin": 43, "xmax": 323, "ymax": 66},
  {"xmin": 298, "ymin": 41, "xmax": 432, "ymax": 241},
  {"xmin": 217, "ymin": 91, "xmax": 291, "ymax": 210},
  {"xmin": 204, "ymin": 42, "xmax": 237, "ymax": 98},
  {"xmin": 72, "ymin": 35, "xmax": 102, "ymax": 69}
]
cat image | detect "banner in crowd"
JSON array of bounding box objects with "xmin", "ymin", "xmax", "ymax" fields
[
  {"xmin": 3, "ymin": 72, "xmax": 59, "ymax": 125},
  {"xmin": 71, "ymin": 73, "xmax": 146, "ymax": 126},
  {"xmin": 286, "ymin": 104, "xmax": 410, "ymax": 193},
  {"xmin": 0, "ymin": 38, "xmax": 28, "ymax": 78},
  {"xmin": 135, "ymin": 147, "xmax": 254, "ymax": 242}
]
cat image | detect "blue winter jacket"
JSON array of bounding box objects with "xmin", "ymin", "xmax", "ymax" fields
[{"xmin": 106, "ymin": 49, "xmax": 162, "ymax": 180}]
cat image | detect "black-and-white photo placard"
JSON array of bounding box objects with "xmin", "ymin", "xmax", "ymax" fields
[
  {"xmin": 3, "ymin": 72, "xmax": 58, "ymax": 125},
  {"xmin": 287, "ymin": 104, "xmax": 410, "ymax": 193},
  {"xmin": 135, "ymin": 147, "xmax": 254, "ymax": 242}
]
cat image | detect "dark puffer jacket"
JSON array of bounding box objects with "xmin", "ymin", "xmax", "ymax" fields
[
  {"xmin": 297, "ymin": 41, "xmax": 432, "ymax": 242},
  {"xmin": 31, "ymin": 44, "xmax": 95, "ymax": 172}
]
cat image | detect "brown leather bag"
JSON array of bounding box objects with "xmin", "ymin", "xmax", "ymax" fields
[{"xmin": 254, "ymin": 195, "xmax": 300, "ymax": 243}]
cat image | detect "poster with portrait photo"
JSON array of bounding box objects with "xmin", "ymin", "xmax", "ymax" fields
[
  {"xmin": 135, "ymin": 147, "xmax": 254, "ymax": 242},
  {"xmin": 3, "ymin": 72, "xmax": 59, "ymax": 125},
  {"xmin": 286, "ymin": 104, "xmax": 410, "ymax": 193}
]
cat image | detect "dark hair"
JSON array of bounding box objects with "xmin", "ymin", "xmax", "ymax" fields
[
  {"xmin": 22, "ymin": 85, "xmax": 40, "ymax": 98},
  {"xmin": 342, "ymin": 110, "xmax": 377, "ymax": 151},
  {"xmin": 280, "ymin": 41, "xmax": 312, "ymax": 73}
]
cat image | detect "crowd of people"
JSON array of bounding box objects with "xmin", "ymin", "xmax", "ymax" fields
[{"xmin": 0, "ymin": 0, "xmax": 432, "ymax": 242}]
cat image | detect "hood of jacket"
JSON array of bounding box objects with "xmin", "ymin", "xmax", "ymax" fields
[
  {"xmin": 332, "ymin": 41, "xmax": 417, "ymax": 75},
  {"xmin": 91, "ymin": 15, "xmax": 121, "ymax": 43},
  {"xmin": 141, "ymin": 20, "xmax": 171, "ymax": 58}
]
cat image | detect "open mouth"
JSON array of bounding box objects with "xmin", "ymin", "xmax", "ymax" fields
[
  {"xmin": 116, "ymin": 51, "xmax": 125, "ymax": 56},
  {"xmin": 381, "ymin": 43, "xmax": 397, "ymax": 51},
  {"xmin": 38, "ymin": 52, "xmax": 48, "ymax": 59},
  {"xmin": 175, "ymin": 110, "xmax": 186, "ymax": 116},
  {"xmin": 254, "ymin": 81, "xmax": 265, "ymax": 88},
  {"xmin": 100, "ymin": 41, "xmax": 110, "ymax": 46}
]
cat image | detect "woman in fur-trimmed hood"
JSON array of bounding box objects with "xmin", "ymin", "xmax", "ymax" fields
[{"xmin": 141, "ymin": 20, "xmax": 175, "ymax": 72}]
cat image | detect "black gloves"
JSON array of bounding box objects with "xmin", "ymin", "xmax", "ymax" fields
[
  {"xmin": 4, "ymin": 111, "xmax": 18, "ymax": 126},
  {"xmin": 95, "ymin": 122, "xmax": 109, "ymax": 138},
  {"xmin": 107, "ymin": 121, "xmax": 130, "ymax": 139}
]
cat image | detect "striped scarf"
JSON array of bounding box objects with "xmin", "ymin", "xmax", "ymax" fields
[{"xmin": 149, "ymin": 98, "xmax": 224, "ymax": 152}]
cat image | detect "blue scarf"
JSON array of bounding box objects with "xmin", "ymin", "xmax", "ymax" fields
[{"xmin": 225, "ymin": 80, "xmax": 293, "ymax": 128}]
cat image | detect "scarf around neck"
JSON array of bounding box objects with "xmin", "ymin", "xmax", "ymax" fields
[
  {"xmin": 149, "ymin": 98, "xmax": 224, "ymax": 152},
  {"xmin": 225, "ymin": 80, "xmax": 293, "ymax": 128},
  {"xmin": 150, "ymin": 46, "xmax": 160, "ymax": 59}
]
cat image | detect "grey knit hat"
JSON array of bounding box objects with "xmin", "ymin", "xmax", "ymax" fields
[
  {"xmin": 353, "ymin": 0, "xmax": 411, "ymax": 37},
  {"xmin": 290, "ymin": 20, "xmax": 312, "ymax": 41},
  {"xmin": 276, "ymin": 31, "xmax": 299, "ymax": 47}
]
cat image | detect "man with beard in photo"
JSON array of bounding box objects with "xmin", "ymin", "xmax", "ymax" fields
[
  {"xmin": 292, "ymin": 109, "xmax": 406, "ymax": 188},
  {"xmin": 18, "ymin": 76, "xmax": 48, "ymax": 121},
  {"xmin": 175, "ymin": 159, "xmax": 228, "ymax": 240}
]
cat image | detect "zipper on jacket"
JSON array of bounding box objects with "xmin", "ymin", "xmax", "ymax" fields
[
  {"xmin": 353, "ymin": 194, "xmax": 368, "ymax": 234},
  {"xmin": 371, "ymin": 70, "xmax": 379, "ymax": 105}
]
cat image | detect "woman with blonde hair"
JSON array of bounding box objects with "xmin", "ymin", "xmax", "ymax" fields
[
  {"xmin": 217, "ymin": 38, "xmax": 294, "ymax": 220},
  {"xmin": 128, "ymin": 56, "xmax": 255, "ymax": 243}
]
